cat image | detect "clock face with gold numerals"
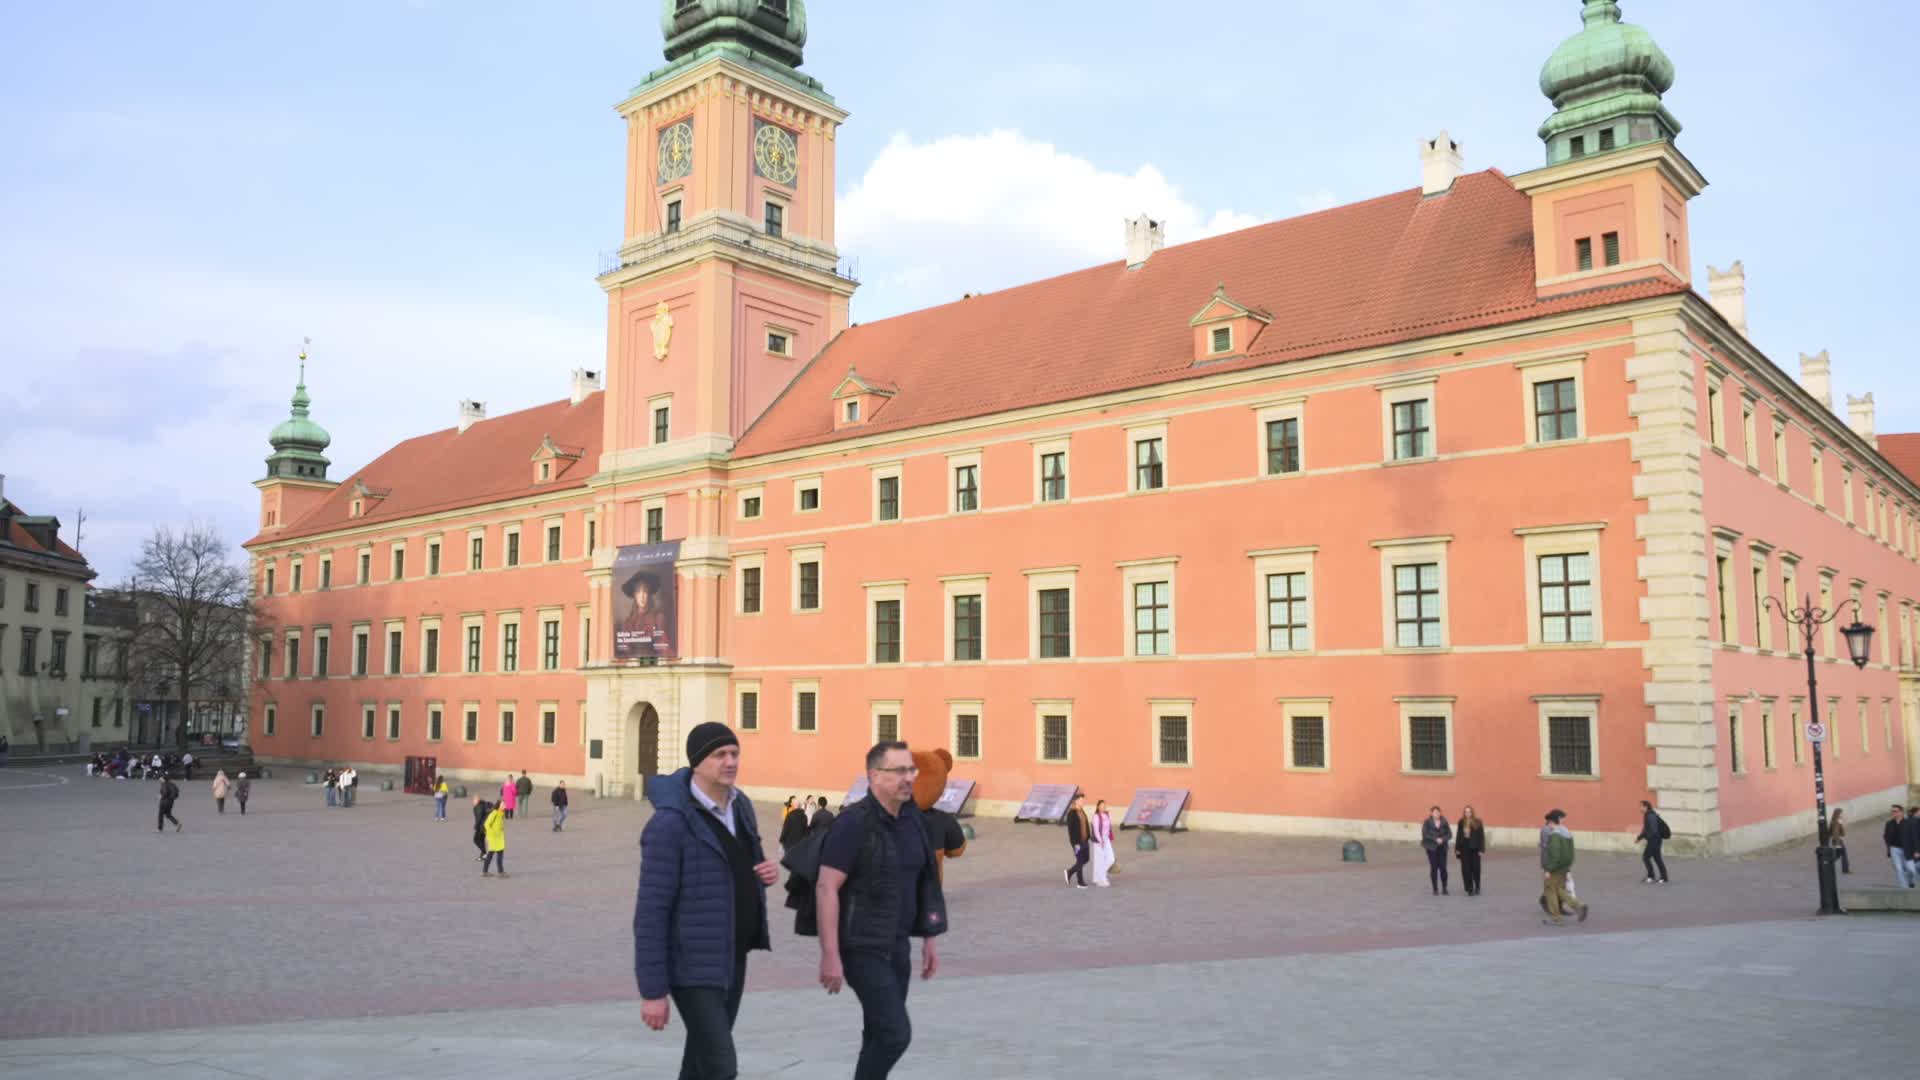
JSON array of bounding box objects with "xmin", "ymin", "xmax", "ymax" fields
[
  {"xmin": 752, "ymin": 121, "xmax": 798, "ymax": 186},
  {"xmin": 657, "ymin": 121, "xmax": 693, "ymax": 184}
]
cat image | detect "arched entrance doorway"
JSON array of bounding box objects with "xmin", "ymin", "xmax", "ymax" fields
[{"xmin": 629, "ymin": 702, "xmax": 661, "ymax": 791}]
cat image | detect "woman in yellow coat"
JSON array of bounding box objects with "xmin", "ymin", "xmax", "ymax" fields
[{"xmin": 482, "ymin": 803, "xmax": 509, "ymax": 877}]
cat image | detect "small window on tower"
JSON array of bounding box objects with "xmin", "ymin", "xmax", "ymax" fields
[
  {"xmin": 1598, "ymin": 128, "xmax": 1616, "ymax": 151},
  {"xmin": 1602, "ymin": 231, "xmax": 1621, "ymax": 267},
  {"xmin": 665, "ymin": 199, "xmax": 682, "ymax": 234},
  {"xmin": 764, "ymin": 201, "xmax": 784, "ymax": 239},
  {"xmin": 1575, "ymin": 237, "xmax": 1594, "ymax": 272},
  {"xmin": 767, "ymin": 331, "xmax": 789, "ymax": 355},
  {"xmin": 653, "ymin": 405, "xmax": 670, "ymax": 444},
  {"xmin": 1569, "ymin": 134, "xmax": 1586, "ymax": 158}
]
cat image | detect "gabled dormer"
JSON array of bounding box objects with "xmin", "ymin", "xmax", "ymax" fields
[
  {"xmin": 831, "ymin": 366, "xmax": 895, "ymax": 430},
  {"xmin": 1189, "ymin": 283, "xmax": 1272, "ymax": 363},
  {"xmin": 347, "ymin": 477, "xmax": 391, "ymax": 519},
  {"xmin": 531, "ymin": 433, "xmax": 586, "ymax": 484}
]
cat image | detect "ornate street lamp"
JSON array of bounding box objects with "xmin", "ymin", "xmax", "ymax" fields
[{"xmin": 1763, "ymin": 594, "xmax": 1873, "ymax": 915}]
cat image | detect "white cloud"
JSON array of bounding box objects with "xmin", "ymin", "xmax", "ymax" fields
[{"xmin": 836, "ymin": 130, "xmax": 1266, "ymax": 315}]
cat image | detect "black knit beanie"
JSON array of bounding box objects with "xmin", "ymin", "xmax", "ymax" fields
[{"xmin": 686, "ymin": 721, "xmax": 739, "ymax": 769}]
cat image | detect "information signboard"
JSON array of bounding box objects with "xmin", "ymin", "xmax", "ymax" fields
[
  {"xmin": 1014, "ymin": 783, "xmax": 1080, "ymax": 824},
  {"xmin": 1121, "ymin": 787, "xmax": 1191, "ymax": 830},
  {"xmin": 933, "ymin": 778, "xmax": 976, "ymax": 816}
]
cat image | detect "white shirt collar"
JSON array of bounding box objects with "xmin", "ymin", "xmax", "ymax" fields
[{"xmin": 690, "ymin": 779, "xmax": 737, "ymax": 834}]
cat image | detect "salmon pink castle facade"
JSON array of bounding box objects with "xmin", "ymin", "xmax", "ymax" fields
[{"xmin": 246, "ymin": 1, "xmax": 1920, "ymax": 854}]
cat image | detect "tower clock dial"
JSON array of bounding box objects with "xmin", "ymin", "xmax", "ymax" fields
[
  {"xmin": 753, "ymin": 121, "xmax": 798, "ymax": 186},
  {"xmin": 657, "ymin": 121, "xmax": 694, "ymax": 184}
]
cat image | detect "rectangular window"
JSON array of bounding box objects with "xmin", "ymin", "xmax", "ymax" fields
[
  {"xmin": 741, "ymin": 567, "xmax": 762, "ymax": 614},
  {"xmin": 1210, "ymin": 326, "xmax": 1231, "ymax": 353},
  {"xmin": 315, "ymin": 635, "xmax": 330, "ymax": 678},
  {"xmin": 1408, "ymin": 715, "xmax": 1449, "ymax": 772},
  {"xmin": 1781, "ymin": 564, "xmax": 1799, "ymax": 650},
  {"xmin": 1715, "ymin": 555, "xmax": 1733, "ymax": 642},
  {"xmin": 1575, "ymin": 236, "xmax": 1593, "ymax": 271},
  {"xmin": 320, "ymin": 559, "xmax": 331, "ymax": 589},
  {"xmin": 542, "ymin": 619, "xmax": 560, "ymax": 670},
  {"xmin": 464, "ymin": 709, "xmax": 479, "ymax": 742},
  {"xmin": 1601, "ymin": 231, "xmax": 1620, "ymax": 267},
  {"xmin": 955, "ymin": 713, "xmax": 980, "ymax": 759},
  {"xmin": 1598, "ymin": 128, "xmax": 1616, "ymax": 151},
  {"xmin": 362, "ymin": 705, "xmax": 376, "ymax": 739},
  {"xmin": 1393, "ymin": 563, "xmax": 1442, "ymax": 648},
  {"xmin": 16, "ymin": 628, "xmax": 35, "ymax": 677},
  {"xmin": 1534, "ymin": 378, "xmax": 1578, "ymax": 442},
  {"xmin": 876, "ymin": 712, "xmax": 899, "ymax": 743},
  {"xmin": 387, "ymin": 705, "xmax": 401, "ymax": 741},
  {"xmin": 506, "ymin": 532, "xmax": 520, "ymax": 567},
  {"xmin": 264, "ymin": 705, "xmax": 276, "ymax": 737},
  {"xmin": 1132, "ymin": 581, "xmax": 1171, "ymax": 656},
  {"xmin": 874, "ymin": 600, "xmax": 901, "ymax": 663},
  {"xmin": 1773, "ymin": 425, "xmax": 1788, "ymax": 479},
  {"xmin": 797, "ymin": 690, "xmax": 817, "ymax": 732},
  {"xmin": 1728, "ymin": 703, "xmax": 1744, "ymax": 773},
  {"xmin": 264, "ymin": 567, "xmax": 275, "ymax": 595},
  {"xmin": 1706, "ymin": 381, "xmax": 1725, "ymax": 448},
  {"xmin": 1391, "ymin": 399, "xmax": 1430, "ymax": 460},
  {"xmin": 588, "ymin": 518, "xmax": 597, "ymax": 552},
  {"xmin": 49, "ymin": 632, "xmax": 67, "ymax": 676},
  {"xmin": 392, "ymin": 548, "xmax": 405, "ymax": 581},
  {"xmin": 387, "ymin": 629, "xmax": 402, "ymax": 674},
  {"xmin": 768, "ymin": 331, "xmax": 789, "ymax": 355},
  {"xmin": 285, "ymin": 637, "xmax": 300, "ymax": 680},
  {"xmin": 953, "ymin": 465, "xmax": 979, "ymax": 512},
  {"xmin": 952, "ymin": 594, "xmax": 982, "ymax": 661},
  {"xmin": 1038, "ymin": 588, "xmax": 1072, "ymax": 658},
  {"xmin": 740, "ymin": 691, "xmax": 759, "ymax": 731},
  {"xmin": 1811, "ymin": 448, "xmax": 1825, "ymax": 504},
  {"xmin": 546, "ymin": 525, "xmax": 561, "ymax": 563},
  {"xmin": 1547, "ymin": 716, "xmax": 1593, "ymax": 776},
  {"xmin": 1538, "ymin": 553, "xmax": 1594, "ymax": 644},
  {"xmin": 798, "ymin": 562, "xmax": 820, "ymax": 610},
  {"xmin": 427, "ymin": 542, "xmax": 441, "ymax": 577},
  {"xmin": 354, "ymin": 630, "xmax": 369, "ymax": 676},
  {"xmin": 1266, "ymin": 572, "xmax": 1309, "ymax": 651},
  {"xmin": 877, "ymin": 475, "xmax": 899, "ymax": 521},
  {"xmin": 310, "ymin": 705, "xmax": 324, "ymax": 738},
  {"xmin": 542, "ymin": 709, "xmax": 557, "ymax": 745},
  {"xmin": 503, "ymin": 623, "xmax": 519, "ymax": 671},
  {"xmin": 53, "ymin": 587, "xmax": 70, "ymax": 614},
  {"xmin": 1265, "ymin": 417, "xmax": 1301, "ymax": 474},
  {"xmin": 653, "ymin": 405, "xmax": 670, "ymax": 444},
  {"xmin": 1753, "ymin": 566, "xmax": 1768, "ymax": 648},
  {"xmin": 290, "ymin": 565, "xmax": 302, "ymax": 593},
  {"xmin": 646, "ymin": 508, "xmax": 664, "ymax": 544},
  {"xmin": 1157, "ymin": 715, "xmax": 1190, "ymax": 765},
  {"xmin": 1291, "ymin": 715, "xmax": 1326, "ymax": 769},
  {"xmin": 424, "ymin": 628, "xmax": 439, "ymax": 673},
  {"xmin": 844, "ymin": 399, "xmax": 859, "ymax": 422},
  {"xmin": 1742, "ymin": 404, "xmax": 1756, "ymax": 463},
  {"xmin": 1040, "ymin": 451, "xmax": 1067, "ymax": 501},
  {"xmin": 1133, "ymin": 437, "xmax": 1165, "ymax": 490},
  {"xmin": 764, "ymin": 201, "xmax": 783, "ymax": 238},
  {"xmin": 501, "ymin": 709, "xmax": 515, "ymax": 743},
  {"xmin": 742, "ymin": 496, "xmax": 761, "ymax": 519},
  {"xmin": 798, "ymin": 486, "xmax": 819, "ymax": 511},
  {"xmin": 465, "ymin": 625, "xmax": 482, "ymax": 672},
  {"xmin": 1570, "ymin": 134, "xmax": 1586, "ymax": 158},
  {"xmin": 354, "ymin": 551, "xmax": 368, "ymax": 584},
  {"xmin": 665, "ymin": 199, "xmax": 681, "ymax": 233},
  {"xmin": 1041, "ymin": 714, "xmax": 1070, "ymax": 762},
  {"xmin": 470, "ymin": 536, "xmax": 484, "ymax": 570},
  {"xmin": 1761, "ymin": 706, "xmax": 1776, "ymax": 769},
  {"xmin": 1791, "ymin": 705, "xmax": 1804, "ymax": 765}
]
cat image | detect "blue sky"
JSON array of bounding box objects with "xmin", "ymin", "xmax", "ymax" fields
[{"xmin": 3, "ymin": 1, "xmax": 1915, "ymax": 581}]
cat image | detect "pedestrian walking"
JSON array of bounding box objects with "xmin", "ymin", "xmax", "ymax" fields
[
  {"xmin": 634, "ymin": 722, "xmax": 776, "ymax": 1080},
  {"xmin": 1540, "ymin": 809, "xmax": 1589, "ymax": 925},
  {"xmin": 1063, "ymin": 793, "xmax": 1092, "ymax": 889},
  {"xmin": 501, "ymin": 776, "xmax": 518, "ymax": 820},
  {"xmin": 816, "ymin": 741, "xmax": 947, "ymax": 1080},
  {"xmin": 779, "ymin": 791, "xmax": 812, "ymax": 856},
  {"xmin": 551, "ymin": 780, "xmax": 570, "ymax": 832},
  {"xmin": 1636, "ymin": 799, "xmax": 1670, "ymax": 883},
  {"xmin": 157, "ymin": 774, "xmax": 182, "ymax": 832},
  {"xmin": 1829, "ymin": 808, "xmax": 1851, "ymax": 874},
  {"xmin": 182, "ymin": 751, "xmax": 195, "ymax": 781},
  {"xmin": 1885, "ymin": 805, "xmax": 1913, "ymax": 888},
  {"xmin": 235, "ymin": 772, "xmax": 250, "ymax": 815},
  {"xmin": 516, "ymin": 770, "xmax": 533, "ymax": 816},
  {"xmin": 1903, "ymin": 806, "xmax": 1920, "ymax": 885},
  {"xmin": 1455, "ymin": 805, "xmax": 1485, "ymax": 896},
  {"xmin": 471, "ymin": 796, "xmax": 492, "ymax": 861},
  {"xmin": 324, "ymin": 768, "xmax": 338, "ymax": 808},
  {"xmin": 1421, "ymin": 806, "xmax": 1452, "ymax": 896},
  {"xmin": 809, "ymin": 795, "xmax": 835, "ymax": 835},
  {"xmin": 345, "ymin": 767, "xmax": 358, "ymax": 807},
  {"xmin": 434, "ymin": 778, "xmax": 449, "ymax": 821},
  {"xmin": 482, "ymin": 801, "xmax": 508, "ymax": 877},
  {"xmin": 211, "ymin": 769, "xmax": 231, "ymax": 814},
  {"xmin": 1089, "ymin": 799, "xmax": 1116, "ymax": 887}
]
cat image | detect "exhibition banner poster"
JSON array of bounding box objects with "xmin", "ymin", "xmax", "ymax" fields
[{"xmin": 612, "ymin": 541, "xmax": 680, "ymax": 660}]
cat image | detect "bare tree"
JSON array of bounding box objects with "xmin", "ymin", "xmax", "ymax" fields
[{"xmin": 123, "ymin": 524, "xmax": 258, "ymax": 748}]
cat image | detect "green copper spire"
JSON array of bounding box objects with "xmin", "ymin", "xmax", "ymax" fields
[
  {"xmin": 1537, "ymin": 0, "xmax": 1679, "ymax": 165},
  {"xmin": 635, "ymin": 0, "xmax": 828, "ymax": 101},
  {"xmin": 265, "ymin": 344, "xmax": 332, "ymax": 482}
]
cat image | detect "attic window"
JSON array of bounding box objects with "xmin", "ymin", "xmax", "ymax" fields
[
  {"xmin": 1598, "ymin": 128, "xmax": 1616, "ymax": 151},
  {"xmin": 1569, "ymin": 135, "xmax": 1586, "ymax": 158},
  {"xmin": 845, "ymin": 400, "xmax": 860, "ymax": 422},
  {"xmin": 539, "ymin": 462, "xmax": 551, "ymax": 482},
  {"xmin": 1210, "ymin": 326, "xmax": 1232, "ymax": 354},
  {"xmin": 351, "ymin": 499, "xmax": 364, "ymax": 517},
  {"xmin": 1575, "ymin": 237, "xmax": 1594, "ymax": 272},
  {"xmin": 1602, "ymin": 231, "xmax": 1621, "ymax": 267}
]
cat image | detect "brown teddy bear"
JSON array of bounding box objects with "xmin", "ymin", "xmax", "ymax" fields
[{"xmin": 913, "ymin": 747, "xmax": 968, "ymax": 881}]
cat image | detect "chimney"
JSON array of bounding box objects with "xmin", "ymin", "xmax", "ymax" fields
[
  {"xmin": 1124, "ymin": 214, "xmax": 1164, "ymax": 269},
  {"xmin": 1706, "ymin": 261, "xmax": 1747, "ymax": 336},
  {"xmin": 1419, "ymin": 130, "xmax": 1464, "ymax": 196},
  {"xmin": 570, "ymin": 368, "xmax": 602, "ymax": 405},
  {"xmin": 1847, "ymin": 392, "xmax": 1877, "ymax": 447},
  {"xmin": 1798, "ymin": 351, "xmax": 1832, "ymax": 413},
  {"xmin": 458, "ymin": 399, "xmax": 487, "ymax": 434}
]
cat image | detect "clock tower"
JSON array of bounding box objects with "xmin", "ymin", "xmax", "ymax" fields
[{"xmin": 584, "ymin": 0, "xmax": 855, "ymax": 795}]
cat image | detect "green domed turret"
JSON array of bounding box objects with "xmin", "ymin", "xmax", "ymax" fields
[
  {"xmin": 1538, "ymin": 1, "xmax": 1680, "ymax": 165},
  {"xmin": 264, "ymin": 349, "xmax": 332, "ymax": 482},
  {"xmin": 637, "ymin": 0, "xmax": 827, "ymax": 100}
]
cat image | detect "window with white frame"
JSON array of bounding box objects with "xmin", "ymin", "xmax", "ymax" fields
[
  {"xmin": 361, "ymin": 703, "xmax": 377, "ymax": 739},
  {"xmin": 499, "ymin": 612, "xmax": 522, "ymax": 672},
  {"xmin": 737, "ymin": 486, "xmax": 764, "ymax": 520},
  {"xmin": 866, "ymin": 581, "xmax": 905, "ymax": 664},
  {"xmin": 284, "ymin": 631, "xmax": 301, "ymax": 681},
  {"xmin": 541, "ymin": 705, "xmax": 558, "ymax": 745},
  {"xmin": 1519, "ymin": 357, "xmax": 1583, "ymax": 444},
  {"xmin": 1033, "ymin": 439, "xmax": 1069, "ymax": 502},
  {"xmin": 499, "ymin": 705, "xmax": 517, "ymax": 744},
  {"xmin": 387, "ymin": 703, "xmax": 402, "ymax": 741},
  {"xmin": 313, "ymin": 629, "xmax": 330, "ymax": 678},
  {"xmin": 1128, "ymin": 425, "xmax": 1167, "ymax": 492},
  {"xmin": 1400, "ymin": 697, "xmax": 1454, "ymax": 774},
  {"xmin": 1780, "ymin": 559, "xmax": 1800, "ymax": 651},
  {"xmin": 1380, "ymin": 378, "xmax": 1437, "ymax": 462},
  {"xmin": 735, "ymin": 551, "xmax": 765, "ymax": 615},
  {"xmin": 949, "ymin": 451, "xmax": 981, "ymax": 514},
  {"xmin": 420, "ymin": 619, "xmax": 441, "ymax": 674},
  {"xmin": 793, "ymin": 681, "xmax": 819, "ymax": 733},
  {"xmin": 463, "ymin": 704, "xmax": 480, "ymax": 743},
  {"xmin": 1026, "ymin": 567, "xmax": 1076, "ymax": 660},
  {"xmin": 1251, "ymin": 547, "xmax": 1315, "ymax": 654},
  {"xmin": 428, "ymin": 703, "xmax": 444, "ymax": 742},
  {"xmin": 1121, "ymin": 558, "xmax": 1177, "ymax": 658},
  {"xmin": 1281, "ymin": 699, "xmax": 1330, "ymax": 771},
  {"xmin": 643, "ymin": 498, "xmax": 665, "ymax": 544},
  {"xmin": 1750, "ymin": 552, "xmax": 1772, "ymax": 650},
  {"xmin": 463, "ymin": 617, "xmax": 483, "ymax": 673},
  {"xmin": 1518, "ymin": 525, "xmax": 1603, "ymax": 646},
  {"xmin": 1035, "ymin": 701, "xmax": 1072, "ymax": 763},
  {"xmin": 949, "ymin": 701, "xmax": 983, "ymax": 760},
  {"xmin": 649, "ymin": 394, "xmax": 672, "ymax": 445},
  {"xmin": 1773, "ymin": 422, "xmax": 1788, "ymax": 481},
  {"xmin": 504, "ymin": 526, "xmax": 522, "ymax": 568},
  {"xmin": 1705, "ymin": 375, "xmax": 1725, "ymax": 449},
  {"xmin": 735, "ymin": 681, "xmax": 760, "ymax": 732},
  {"xmin": 1255, "ymin": 399, "xmax": 1305, "ymax": 475},
  {"xmin": 1760, "ymin": 700, "xmax": 1776, "ymax": 769},
  {"xmin": 872, "ymin": 463, "xmax": 902, "ymax": 522},
  {"xmin": 1790, "ymin": 700, "xmax": 1804, "ymax": 765},
  {"xmin": 1536, "ymin": 695, "xmax": 1599, "ymax": 778},
  {"xmin": 310, "ymin": 704, "xmax": 324, "ymax": 738},
  {"xmin": 1712, "ymin": 532, "xmax": 1738, "ymax": 643},
  {"xmin": 1152, "ymin": 701, "xmax": 1194, "ymax": 766},
  {"xmin": 1726, "ymin": 699, "xmax": 1745, "ymax": 773},
  {"xmin": 871, "ymin": 703, "xmax": 901, "ymax": 744},
  {"xmin": 1377, "ymin": 536, "xmax": 1450, "ymax": 650},
  {"xmin": 1826, "ymin": 696, "xmax": 1841, "ymax": 759},
  {"xmin": 943, "ymin": 575, "xmax": 987, "ymax": 662},
  {"xmin": 1741, "ymin": 398, "xmax": 1758, "ymax": 465},
  {"xmin": 1877, "ymin": 595, "xmax": 1890, "ymax": 665},
  {"xmin": 791, "ymin": 545, "xmax": 823, "ymax": 612},
  {"xmin": 263, "ymin": 703, "xmax": 277, "ymax": 737},
  {"xmin": 1842, "ymin": 467, "xmax": 1854, "ymax": 525},
  {"xmin": 795, "ymin": 475, "xmax": 822, "ymax": 513},
  {"xmin": 1810, "ymin": 446, "xmax": 1826, "ymax": 505},
  {"xmin": 1859, "ymin": 698, "xmax": 1870, "ymax": 754}
]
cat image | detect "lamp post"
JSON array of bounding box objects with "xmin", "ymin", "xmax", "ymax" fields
[{"xmin": 1762, "ymin": 593, "xmax": 1874, "ymax": 915}]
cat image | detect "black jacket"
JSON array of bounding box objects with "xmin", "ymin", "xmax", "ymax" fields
[
  {"xmin": 551, "ymin": 787, "xmax": 568, "ymax": 807},
  {"xmin": 1887, "ymin": 818, "xmax": 1908, "ymax": 853},
  {"xmin": 515, "ymin": 776, "xmax": 533, "ymax": 798},
  {"xmin": 778, "ymin": 808, "xmax": 811, "ymax": 848},
  {"xmin": 1902, "ymin": 816, "xmax": 1920, "ymax": 855},
  {"xmin": 1637, "ymin": 809, "xmax": 1664, "ymax": 844},
  {"xmin": 1421, "ymin": 818, "xmax": 1452, "ymax": 852},
  {"xmin": 1066, "ymin": 807, "xmax": 1089, "ymax": 847},
  {"xmin": 808, "ymin": 808, "xmax": 836, "ymax": 835},
  {"xmin": 1454, "ymin": 822, "xmax": 1484, "ymax": 856},
  {"xmin": 830, "ymin": 796, "xmax": 948, "ymax": 949},
  {"xmin": 158, "ymin": 779, "xmax": 179, "ymax": 805}
]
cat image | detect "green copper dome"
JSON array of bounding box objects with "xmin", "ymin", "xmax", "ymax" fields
[
  {"xmin": 264, "ymin": 351, "xmax": 332, "ymax": 482},
  {"xmin": 637, "ymin": 0, "xmax": 828, "ymax": 100},
  {"xmin": 1537, "ymin": 1, "xmax": 1680, "ymax": 165}
]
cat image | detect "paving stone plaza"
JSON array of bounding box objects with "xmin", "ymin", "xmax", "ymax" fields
[{"xmin": 1, "ymin": 765, "xmax": 1915, "ymax": 1078}]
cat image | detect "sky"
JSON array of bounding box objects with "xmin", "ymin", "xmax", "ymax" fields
[{"xmin": 3, "ymin": 1, "xmax": 1916, "ymax": 582}]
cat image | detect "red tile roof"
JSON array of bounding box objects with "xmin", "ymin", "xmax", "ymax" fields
[
  {"xmin": 0, "ymin": 500, "xmax": 91, "ymax": 579},
  {"xmin": 256, "ymin": 393, "xmax": 603, "ymax": 545},
  {"xmin": 734, "ymin": 169, "xmax": 1688, "ymax": 457},
  {"xmin": 1, "ymin": 511, "xmax": 86, "ymax": 564},
  {"xmin": 1880, "ymin": 433, "xmax": 1920, "ymax": 488}
]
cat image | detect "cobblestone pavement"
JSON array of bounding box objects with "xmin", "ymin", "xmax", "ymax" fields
[{"xmin": 2, "ymin": 766, "xmax": 1914, "ymax": 1077}]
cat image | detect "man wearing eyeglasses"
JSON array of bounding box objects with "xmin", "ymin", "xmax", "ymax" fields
[{"xmin": 816, "ymin": 741, "xmax": 949, "ymax": 1079}]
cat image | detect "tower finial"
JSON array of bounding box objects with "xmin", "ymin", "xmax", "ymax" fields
[{"xmin": 298, "ymin": 336, "xmax": 310, "ymax": 385}]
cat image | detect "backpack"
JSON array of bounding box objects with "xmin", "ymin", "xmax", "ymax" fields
[
  {"xmin": 1657, "ymin": 816, "xmax": 1672, "ymax": 841},
  {"xmin": 1546, "ymin": 831, "xmax": 1575, "ymax": 871}
]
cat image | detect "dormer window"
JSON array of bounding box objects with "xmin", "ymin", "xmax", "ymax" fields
[
  {"xmin": 845, "ymin": 400, "xmax": 860, "ymax": 422},
  {"xmin": 539, "ymin": 462, "xmax": 551, "ymax": 482},
  {"xmin": 1188, "ymin": 284, "xmax": 1270, "ymax": 365},
  {"xmin": 351, "ymin": 499, "xmax": 364, "ymax": 517},
  {"xmin": 1210, "ymin": 326, "xmax": 1232, "ymax": 354}
]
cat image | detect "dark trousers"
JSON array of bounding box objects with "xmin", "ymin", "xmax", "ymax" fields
[
  {"xmin": 1642, "ymin": 841, "xmax": 1668, "ymax": 881},
  {"xmin": 157, "ymin": 803, "xmax": 179, "ymax": 830},
  {"xmin": 1835, "ymin": 842, "xmax": 1850, "ymax": 873},
  {"xmin": 669, "ymin": 953, "xmax": 748, "ymax": 1080},
  {"xmin": 216, "ymin": 797, "xmax": 226, "ymax": 813},
  {"xmin": 504, "ymin": 806, "xmax": 514, "ymax": 819},
  {"xmin": 473, "ymin": 829, "xmax": 487, "ymax": 855},
  {"xmin": 1458, "ymin": 850, "xmax": 1482, "ymax": 894},
  {"xmin": 237, "ymin": 797, "xmax": 247, "ymax": 815},
  {"xmin": 1426, "ymin": 846, "xmax": 1449, "ymax": 891},
  {"xmin": 482, "ymin": 850, "xmax": 506, "ymax": 873},
  {"xmin": 1066, "ymin": 842, "xmax": 1090, "ymax": 885},
  {"xmin": 842, "ymin": 937, "xmax": 913, "ymax": 1080}
]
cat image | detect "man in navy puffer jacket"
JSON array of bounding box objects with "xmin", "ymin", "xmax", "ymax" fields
[{"xmin": 634, "ymin": 722, "xmax": 777, "ymax": 1079}]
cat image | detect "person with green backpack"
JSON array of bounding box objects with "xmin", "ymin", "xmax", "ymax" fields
[
  {"xmin": 1541, "ymin": 809, "xmax": 1589, "ymax": 926},
  {"xmin": 1636, "ymin": 799, "xmax": 1671, "ymax": 884}
]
